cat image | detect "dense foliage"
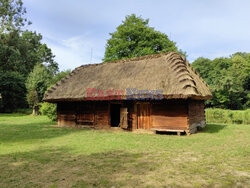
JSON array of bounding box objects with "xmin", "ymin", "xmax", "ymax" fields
[
  {"xmin": 0, "ymin": 71, "xmax": 26, "ymax": 112},
  {"xmin": 206, "ymin": 108, "xmax": 250, "ymax": 125},
  {"xmin": 0, "ymin": 0, "xmax": 59, "ymax": 112},
  {"xmin": 39, "ymin": 102, "xmax": 57, "ymax": 121},
  {"xmin": 104, "ymin": 14, "xmax": 185, "ymax": 62},
  {"xmin": 192, "ymin": 52, "xmax": 250, "ymax": 110},
  {"xmin": 39, "ymin": 70, "xmax": 70, "ymax": 120},
  {"xmin": 25, "ymin": 64, "xmax": 54, "ymax": 114},
  {"xmin": 0, "ymin": 0, "xmax": 30, "ymax": 32}
]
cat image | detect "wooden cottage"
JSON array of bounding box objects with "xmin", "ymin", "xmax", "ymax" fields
[{"xmin": 44, "ymin": 52, "xmax": 212, "ymax": 134}]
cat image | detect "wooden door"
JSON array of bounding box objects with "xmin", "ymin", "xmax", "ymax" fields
[
  {"xmin": 120, "ymin": 107, "xmax": 128, "ymax": 129},
  {"xmin": 137, "ymin": 103, "xmax": 151, "ymax": 129}
]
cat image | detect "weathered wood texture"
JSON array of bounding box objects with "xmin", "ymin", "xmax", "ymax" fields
[
  {"xmin": 57, "ymin": 102, "xmax": 77, "ymax": 127},
  {"xmin": 57, "ymin": 101, "xmax": 109, "ymax": 128},
  {"xmin": 94, "ymin": 102, "xmax": 109, "ymax": 128},
  {"xmin": 151, "ymin": 100, "xmax": 188, "ymax": 130},
  {"xmin": 57, "ymin": 100, "xmax": 206, "ymax": 134},
  {"xmin": 137, "ymin": 103, "xmax": 151, "ymax": 129},
  {"xmin": 187, "ymin": 100, "xmax": 206, "ymax": 134},
  {"xmin": 120, "ymin": 107, "xmax": 128, "ymax": 129},
  {"xmin": 76, "ymin": 102, "xmax": 95, "ymax": 125}
]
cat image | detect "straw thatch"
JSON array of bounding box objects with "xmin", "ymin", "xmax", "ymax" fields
[{"xmin": 44, "ymin": 52, "xmax": 212, "ymax": 102}]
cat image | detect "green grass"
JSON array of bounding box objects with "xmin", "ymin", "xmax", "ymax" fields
[
  {"xmin": 0, "ymin": 114, "xmax": 249, "ymax": 187},
  {"xmin": 206, "ymin": 108, "xmax": 250, "ymax": 124}
]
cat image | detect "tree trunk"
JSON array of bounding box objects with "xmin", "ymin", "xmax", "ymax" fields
[{"xmin": 32, "ymin": 105, "xmax": 39, "ymax": 116}]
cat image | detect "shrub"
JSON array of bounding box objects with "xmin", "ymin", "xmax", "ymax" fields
[
  {"xmin": 40, "ymin": 102, "xmax": 57, "ymax": 121},
  {"xmin": 206, "ymin": 108, "xmax": 250, "ymax": 124}
]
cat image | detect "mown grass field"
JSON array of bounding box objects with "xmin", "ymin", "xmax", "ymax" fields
[{"xmin": 0, "ymin": 113, "xmax": 249, "ymax": 187}]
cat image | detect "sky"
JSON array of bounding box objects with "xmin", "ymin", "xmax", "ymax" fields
[{"xmin": 23, "ymin": 0, "xmax": 250, "ymax": 71}]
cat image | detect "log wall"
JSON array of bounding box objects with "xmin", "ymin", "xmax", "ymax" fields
[
  {"xmin": 57, "ymin": 101, "xmax": 110, "ymax": 128},
  {"xmin": 57, "ymin": 101, "xmax": 133, "ymax": 129},
  {"xmin": 57, "ymin": 102, "xmax": 77, "ymax": 127},
  {"xmin": 94, "ymin": 102, "xmax": 109, "ymax": 128},
  {"xmin": 187, "ymin": 100, "xmax": 206, "ymax": 134},
  {"xmin": 136, "ymin": 103, "xmax": 152, "ymax": 129},
  {"xmin": 151, "ymin": 100, "xmax": 188, "ymax": 130},
  {"xmin": 57, "ymin": 100, "xmax": 206, "ymax": 134}
]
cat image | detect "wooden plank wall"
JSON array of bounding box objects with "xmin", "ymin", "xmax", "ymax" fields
[
  {"xmin": 151, "ymin": 100, "xmax": 188, "ymax": 130},
  {"xmin": 137, "ymin": 103, "xmax": 151, "ymax": 129},
  {"xmin": 57, "ymin": 100, "xmax": 193, "ymax": 131},
  {"xmin": 187, "ymin": 100, "xmax": 205, "ymax": 127},
  {"xmin": 57, "ymin": 101, "xmax": 110, "ymax": 128},
  {"xmin": 94, "ymin": 101, "xmax": 109, "ymax": 128},
  {"xmin": 57, "ymin": 102, "xmax": 77, "ymax": 127},
  {"xmin": 76, "ymin": 102, "xmax": 95, "ymax": 125}
]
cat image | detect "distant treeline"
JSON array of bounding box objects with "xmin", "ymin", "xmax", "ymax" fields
[{"xmin": 192, "ymin": 52, "xmax": 250, "ymax": 110}]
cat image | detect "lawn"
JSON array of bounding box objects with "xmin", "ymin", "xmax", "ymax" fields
[{"xmin": 0, "ymin": 114, "xmax": 249, "ymax": 187}]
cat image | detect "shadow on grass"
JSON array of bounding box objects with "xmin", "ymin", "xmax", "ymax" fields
[
  {"xmin": 0, "ymin": 121, "xmax": 81, "ymax": 143},
  {"xmin": 201, "ymin": 123, "xmax": 226, "ymax": 133},
  {"xmin": 0, "ymin": 147, "xmax": 158, "ymax": 187}
]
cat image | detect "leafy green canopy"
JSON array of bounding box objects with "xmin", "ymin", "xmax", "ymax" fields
[
  {"xmin": 38, "ymin": 70, "xmax": 70, "ymax": 119},
  {"xmin": 0, "ymin": 30, "xmax": 58, "ymax": 76},
  {"xmin": 0, "ymin": 71, "xmax": 26, "ymax": 112},
  {"xmin": 192, "ymin": 53, "xmax": 250, "ymax": 110},
  {"xmin": 0, "ymin": 0, "xmax": 31, "ymax": 33},
  {"xmin": 104, "ymin": 14, "xmax": 183, "ymax": 62},
  {"xmin": 0, "ymin": 0, "xmax": 59, "ymax": 112},
  {"xmin": 26, "ymin": 64, "xmax": 53, "ymax": 107}
]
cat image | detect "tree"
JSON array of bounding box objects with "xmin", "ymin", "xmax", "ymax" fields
[
  {"xmin": 26, "ymin": 64, "xmax": 53, "ymax": 115},
  {"xmin": 0, "ymin": 0, "xmax": 58, "ymax": 112},
  {"xmin": 0, "ymin": 71, "xmax": 26, "ymax": 112},
  {"xmin": 40, "ymin": 70, "xmax": 71, "ymax": 120},
  {"xmin": 192, "ymin": 53, "xmax": 250, "ymax": 110},
  {"xmin": 50, "ymin": 69, "xmax": 70, "ymax": 87},
  {"xmin": 191, "ymin": 57, "xmax": 213, "ymax": 85},
  {"xmin": 0, "ymin": 0, "xmax": 31, "ymax": 33},
  {"xmin": 104, "ymin": 14, "xmax": 183, "ymax": 62},
  {"xmin": 0, "ymin": 30, "xmax": 58, "ymax": 77}
]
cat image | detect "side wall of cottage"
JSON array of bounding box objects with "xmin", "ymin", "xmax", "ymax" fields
[
  {"xmin": 57, "ymin": 100, "xmax": 207, "ymax": 134},
  {"xmin": 187, "ymin": 100, "xmax": 206, "ymax": 134},
  {"xmin": 151, "ymin": 100, "xmax": 188, "ymax": 131},
  {"xmin": 57, "ymin": 101, "xmax": 134, "ymax": 128},
  {"xmin": 57, "ymin": 101, "xmax": 110, "ymax": 128}
]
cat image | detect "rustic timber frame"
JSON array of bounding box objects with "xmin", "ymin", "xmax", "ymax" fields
[
  {"xmin": 44, "ymin": 52, "xmax": 212, "ymax": 134},
  {"xmin": 56, "ymin": 99, "xmax": 205, "ymax": 134}
]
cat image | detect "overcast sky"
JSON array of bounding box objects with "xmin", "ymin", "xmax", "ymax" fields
[{"xmin": 23, "ymin": 0, "xmax": 250, "ymax": 71}]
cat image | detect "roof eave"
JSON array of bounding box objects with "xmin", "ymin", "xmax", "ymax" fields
[{"xmin": 43, "ymin": 94, "xmax": 212, "ymax": 103}]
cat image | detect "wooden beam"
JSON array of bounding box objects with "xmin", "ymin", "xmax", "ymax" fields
[{"xmin": 151, "ymin": 128, "xmax": 185, "ymax": 132}]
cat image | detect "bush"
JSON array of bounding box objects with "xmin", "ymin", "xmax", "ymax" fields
[
  {"xmin": 206, "ymin": 108, "xmax": 250, "ymax": 124},
  {"xmin": 40, "ymin": 102, "xmax": 57, "ymax": 121}
]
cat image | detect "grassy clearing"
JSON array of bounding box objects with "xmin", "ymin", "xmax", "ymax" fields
[
  {"xmin": 206, "ymin": 108, "xmax": 250, "ymax": 125},
  {"xmin": 0, "ymin": 114, "xmax": 249, "ymax": 187}
]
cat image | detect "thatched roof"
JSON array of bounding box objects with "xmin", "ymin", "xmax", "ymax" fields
[{"xmin": 44, "ymin": 52, "xmax": 212, "ymax": 102}]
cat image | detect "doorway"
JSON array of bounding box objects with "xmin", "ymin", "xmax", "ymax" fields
[{"xmin": 110, "ymin": 104, "xmax": 121, "ymax": 127}]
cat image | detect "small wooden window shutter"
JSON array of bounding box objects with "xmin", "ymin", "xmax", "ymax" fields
[{"xmin": 120, "ymin": 107, "xmax": 128, "ymax": 129}]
